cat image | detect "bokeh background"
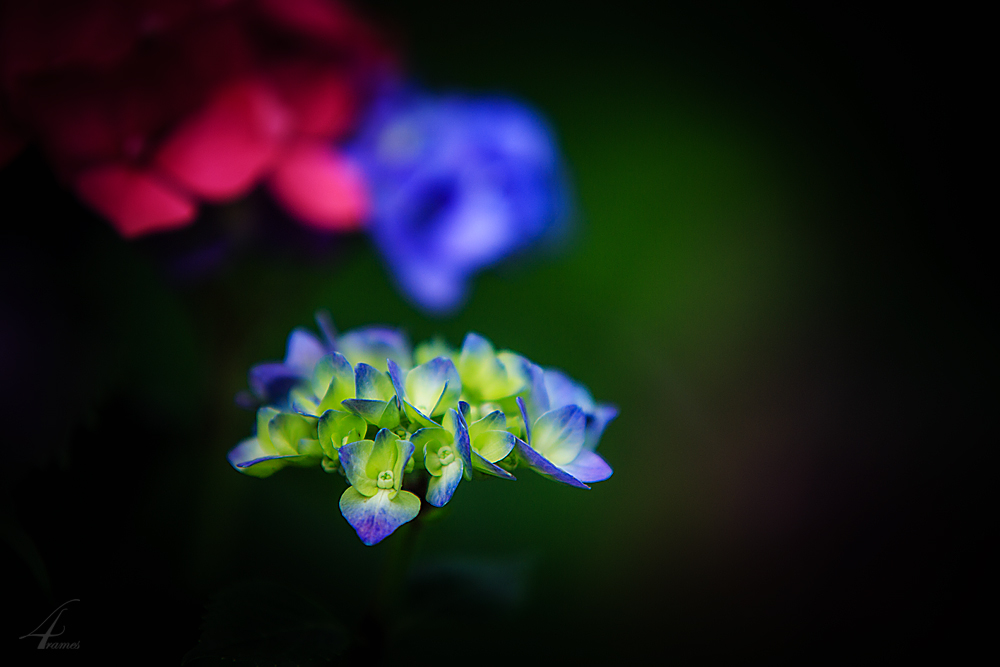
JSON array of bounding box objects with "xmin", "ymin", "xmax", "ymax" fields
[{"xmin": 2, "ymin": 1, "xmax": 987, "ymax": 662}]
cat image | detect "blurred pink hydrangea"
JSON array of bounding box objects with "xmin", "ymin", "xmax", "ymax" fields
[{"xmin": 0, "ymin": 0, "xmax": 393, "ymax": 237}]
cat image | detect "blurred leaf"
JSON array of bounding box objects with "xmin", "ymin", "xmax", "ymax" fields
[{"xmin": 183, "ymin": 580, "xmax": 348, "ymax": 666}]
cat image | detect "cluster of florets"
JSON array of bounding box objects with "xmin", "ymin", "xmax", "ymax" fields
[{"xmin": 228, "ymin": 312, "xmax": 616, "ymax": 545}]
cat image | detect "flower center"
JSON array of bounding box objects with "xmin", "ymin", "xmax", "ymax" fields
[
  {"xmin": 377, "ymin": 470, "xmax": 395, "ymax": 489},
  {"xmin": 438, "ymin": 446, "xmax": 455, "ymax": 466}
]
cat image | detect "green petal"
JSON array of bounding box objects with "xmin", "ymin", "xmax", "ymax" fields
[
  {"xmin": 405, "ymin": 357, "xmax": 461, "ymax": 417},
  {"xmin": 470, "ymin": 450, "xmax": 517, "ymax": 480},
  {"xmin": 341, "ymin": 398, "xmax": 400, "ymax": 429},
  {"xmin": 366, "ymin": 428, "xmax": 400, "ymax": 480},
  {"xmin": 402, "ymin": 400, "xmax": 439, "ymax": 429},
  {"xmin": 469, "ymin": 410, "xmax": 506, "ymax": 440},
  {"xmin": 311, "ymin": 353, "xmax": 353, "ymax": 400},
  {"xmin": 472, "ymin": 429, "xmax": 517, "ymax": 463},
  {"xmin": 289, "ymin": 386, "xmax": 320, "ymax": 416},
  {"xmin": 255, "ymin": 407, "xmax": 281, "ymax": 452},
  {"xmin": 268, "ymin": 412, "xmax": 319, "ymax": 456},
  {"xmin": 355, "ymin": 363, "xmax": 396, "ymax": 401},
  {"xmin": 296, "ymin": 438, "xmax": 323, "ymax": 459},
  {"xmin": 339, "ymin": 440, "xmax": 377, "ymax": 496},
  {"xmin": 414, "ymin": 337, "xmax": 456, "ymax": 366},
  {"xmin": 392, "ymin": 440, "xmax": 415, "ymax": 492},
  {"xmin": 317, "ymin": 410, "xmax": 367, "ymax": 459}
]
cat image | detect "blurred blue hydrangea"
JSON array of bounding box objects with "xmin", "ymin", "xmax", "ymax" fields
[{"xmin": 349, "ymin": 90, "xmax": 572, "ymax": 313}]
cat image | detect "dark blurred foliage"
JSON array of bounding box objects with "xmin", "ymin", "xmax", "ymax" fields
[{"xmin": 1, "ymin": 1, "xmax": 989, "ymax": 663}]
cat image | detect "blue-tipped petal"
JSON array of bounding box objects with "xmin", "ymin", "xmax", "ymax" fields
[
  {"xmin": 340, "ymin": 487, "xmax": 421, "ymax": 546},
  {"xmin": 355, "ymin": 363, "xmax": 395, "ymax": 401},
  {"xmin": 470, "ymin": 450, "xmax": 517, "ymax": 480},
  {"xmin": 285, "ymin": 328, "xmax": 327, "ymax": 375},
  {"xmin": 469, "ymin": 410, "xmax": 506, "ymax": 439},
  {"xmin": 472, "ymin": 429, "xmax": 517, "ymax": 464},
  {"xmin": 228, "ymin": 438, "xmax": 286, "ymax": 478},
  {"xmin": 338, "ymin": 327, "xmax": 412, "ymax": 373},
  {"xmin": 313, "ymin": 353, "xmax": 355, "ymax": 410},
  {"xmin": 268, "ymin": 412, "xmax": 319, "ymax": 457},
  {"xmin": 442, "ymin": 408, "xmax": 473, "ymax": 472},
  {"xmin": 289, "ymin": 385, "xmax": 320, "ymax": 416},
  {"xmin": 522, "ymin": 361, "xmax": 551, "ymax": 420},
  {"xmin": 560, "ymin": 450, "xmax": 613, "ymax": 484},
  {"xmin": 410, "ymin": 427, "xmax": 452, "ymax": 452},
  {"xmin": 426, "ymin": 460, "xmax": 463, "ymax": 507},
  {"xmin": 314, "ymin": 310, "xmax": 338, "ymax": 348},
  {"xmin": 458, "ymin": 400, "xmax": 472, "ymax": 422},
  {"xmin": 248, "ymin": 362, "xmax": 303, "ymax": 403},
  {"xmin": 543, "ymin": 367, "xmax": 595, "ymax": 412},
  {"xmin": 401, "ymin": 401, "xmax": 439, "ymax": 429},
  {"xmin": 405, "ymin": 357, "xmax": 461, "ymax": 416},
  {"xmin": 386, "ymin": 359, "xmax": 407, "ymax": 400},
  {"xmin": 531, "ymin": 405, "xmax": 585, "ymax": 466},
  {"xmin": 584, "ymin": 403, "xmax": 619, "ymax": 452},
  {"xmin": 341, "ymin": 398, "xmax": 400, "ymax": 428},
  {"xmin": 516, "ymin": 396, "xmax": 532, "ymax": 444},
  {"xmin": 515, "ymin": 438, "xmax": 589, "ymax": 489},
  {"xmin": 339, "ymin": 439, "xmax": 377, "ymax": 496},
  {"xmin": 391, "ymin": 439, "xmax": 415, "ymax": 492}
]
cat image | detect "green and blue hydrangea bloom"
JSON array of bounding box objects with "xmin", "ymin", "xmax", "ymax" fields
[{"xmin": 229, "ymin": 318, "xmax": 615, "ymax": 545}]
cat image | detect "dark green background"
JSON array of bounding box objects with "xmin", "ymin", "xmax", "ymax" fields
[{"xmin": 2, "ymin": 1, "xmax": 987, "ymax": 662}]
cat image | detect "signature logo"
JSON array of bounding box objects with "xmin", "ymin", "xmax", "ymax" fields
[{"xmin": 19, "ymin": 599, "xmax": 80, "ymax": 649}]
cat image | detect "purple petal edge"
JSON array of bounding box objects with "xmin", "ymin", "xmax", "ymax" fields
[
  {"xmin": 514, "ymin": 438, "xmax": 589, "ymax": 489},
  {"xmin": 516, "ymin": 396, "xmax": 532, "ymax": 444},
  {"xmin": 560, "ymin": 450, "xmax": 613, "ymax": 483}
]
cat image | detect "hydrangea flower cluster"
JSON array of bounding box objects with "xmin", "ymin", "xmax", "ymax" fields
[
  {"xmin": 229, "ymin": 313, "xmax": 615, "ymax": 545},
  {"xmin": 349, "ymin": 89, "xmax": 572, "ymax": 313}
]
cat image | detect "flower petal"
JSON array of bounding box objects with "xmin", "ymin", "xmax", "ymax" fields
[
  {"xmin": 470, "ymin": 450, "xmax": 516, "ymax": 480},
  {"xmin": 155, "ymin": 78, "xmax": 289, "ymax": 201},
  {"xmin": 248, "ymin": 363, "xmax": 303, "ymax": 404},
  {"xmin": 340, "ymin": 487, "xmax": 421, "ymax": 546},
  {"xmin": 338, "ymin": 439, "xmax": 376, "ymax": 496},
  {"xmin": 354, "ymin": 363, "xmax": 395, "ymax": 401},
  {"xmin": 584, "ymin": 403, "xmax": 619, "ymax": 452},
  {"xmin": 74, "ymin": 164, "xmax": 196, "ymax": 238},
  {"xmin": 516, "ymin": 396, "xmax": 532, "ymax": 445},
  {"xmin": 268, "ymin": 412, "xmax": 319, "ymax": 457},
  {"xmin": 317, "ymin": 409, "xmax": 367, "ymax": 459},
  {"xmin": 514, "ymin": 438, "xmax": 589, "ymax": 489},
  {"xmin": 367, "ymin": 428, "xmax": 400, "ymax": 479},
  {"xmin": 228, "ymin": 437, "xmax": 293, "ymax": 478},
  {"xmin": 312, "ymin": 352, "xmax": 355, "ymax": 411},
  {"xmin": 522, "ymin": 361, "xmax": 551, "ymax": 421},
  {"xmin": 405, "ymin": 357, "xmax": 461, "ymax": 417},
  {"xmin": 286, "ymin": 328, "xmax": 328, "ymax": 375},
  {"xmin": 338, "ymin": 327, "xmax": 412, "ymax": 372},
  {"xmin": 426, "ymin": 460, "xmax": 463, "ymax": 507},
  {"xmin": 469, "ymin": 409, "xmax": 506, "ymax": 440},
  {"xmin": 543, "ymin": 367, "xmax": 595, "ymax": 412},
  {"xmin": 391, "ymin": 439, "xmax": 415, "ymax": 492},
  {"xmin": 268, "ymin": 142, "xmax": 368, "ymax": 231},
  {"xmin": 531, "ymin": 405, "xmax": 585, "ymax": 466},
  {"xmin": 442, "ymin": 408, "xmax": 473, "ymax": 474},
  {"xmin": 472, "ymin": 429, "xmax": 516, "ymax": 464},
  {"xmin": 559, "ymin": 450, "xmax": 613, "ymax": 484},
  {"xmin": 341, "ymin": 398, "xmax": 400, "ymax": 428}
]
